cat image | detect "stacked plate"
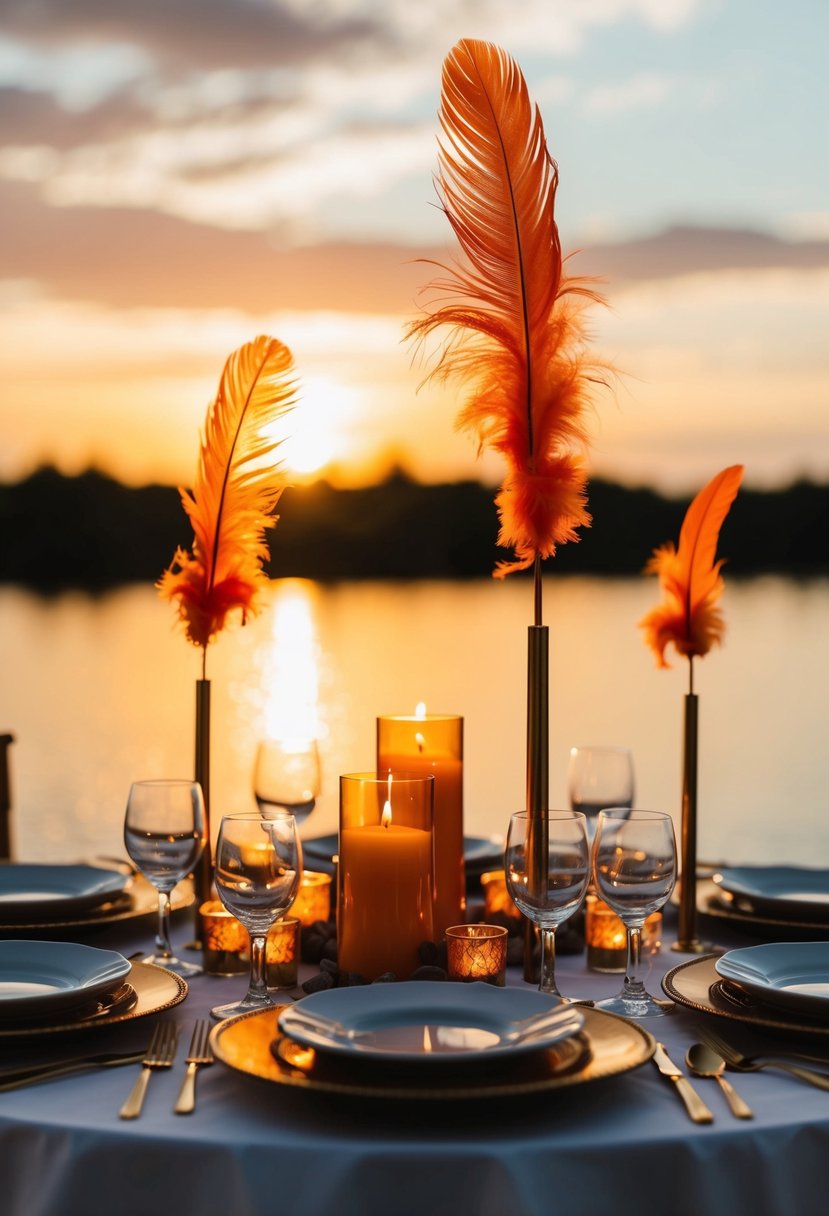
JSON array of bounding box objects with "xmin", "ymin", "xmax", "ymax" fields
[
  {"xmin": 0, "ymin": 940, "xmax": 134, "ymax": 1030},
  {"xmin": 699, "ymin": 865, "xmax": 829, "ymax": 938},
  {"xmin": 0, "ymin": 940, "xmax": 189, "ymax": 1037},
  {"xmin": 663, "ymin": 943, "xmax": 829, "ymax": 1038},
  {"xmin": 211, "ymin": 981, "xmax": 657, "ymax": 1101},
  {"xmin": 0, "ymin": 862, "xmax": 192, "ymax": 933}
]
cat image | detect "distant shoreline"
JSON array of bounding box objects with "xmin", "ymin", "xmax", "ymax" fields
[{"xmin": 1, "ymin": 466, "xmax": 827, "ymax": 591}]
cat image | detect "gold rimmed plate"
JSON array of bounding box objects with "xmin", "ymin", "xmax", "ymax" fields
[
  {"xmin": 211, "ymin": 1002, "xmax": 655, "ymax": 1101},
  {"xmin": 0, "ymin": 961, "xmax": 186, "ymax": 1039},
  {"xmin": 0, "ymin": 875, "xmax": 194, "ymax": 936},
  {"xmin": 662, "ymin": 954, "xmax": 829, "ymax": 1038},
  {"xmin": 696, "ymin": 878, "xmax": 829, "ymax": 940}
]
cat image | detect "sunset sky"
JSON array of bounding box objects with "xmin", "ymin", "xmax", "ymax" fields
[{"xmin": 1, "ymin": 0, "xmax": 827, "ymax": 495}]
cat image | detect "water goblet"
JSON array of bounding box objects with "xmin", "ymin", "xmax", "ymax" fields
[
  {"xmin": 592, "ymin": 809, "xmax": 676, "ymax": 1018},
  {"xmin": 253, "ymin": 737, "xmax": 321, "ymax": 828},
  {"xmin": 123, "ymin": 779, "xmax": 206, "ymax": 977},
  {"xmin": 568, "ymin": 745, "xmax": 635, "ymax": 844},
  {"xmin": 505, "ymin": 810, "xmax": 590, "ymax": 1000},
  {"xmin": 211, "ymin": 810, "xmax": 302, "ymax": 1020}
]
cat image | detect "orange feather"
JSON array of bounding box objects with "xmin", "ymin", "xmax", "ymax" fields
[
  {"xmin": 640, "ymin": 465, "xmax": 744, "ymax": 668},
  {"xmin": 406, "ymin": 38, "xmax": 606, "ymax": 576},
  {"xmin": 158, "ymin": 335, "xmax": 297, "ymax": 653}
]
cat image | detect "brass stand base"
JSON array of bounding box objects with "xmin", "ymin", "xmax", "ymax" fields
[{"xmin": 671, "ymin": 938, "xmax": 710, "ymax": 954}]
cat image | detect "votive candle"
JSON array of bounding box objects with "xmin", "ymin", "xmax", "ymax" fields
[
  {"xmin": 445, "ymin": 923, "xmax": 508, "ymax": 986},
  {"xmin": 289, "ymin": 870, "xmax": 332, "ymax": 926}
]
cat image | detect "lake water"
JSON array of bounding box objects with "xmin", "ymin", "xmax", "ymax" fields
[{"xmin": 1, "ymin": 575, "xmax": 827, "ymax": 867}]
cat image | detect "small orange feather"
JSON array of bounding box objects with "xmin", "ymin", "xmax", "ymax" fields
[
  {"xmin": 158, "ymin": 335, "xmax": 297, "ymax": 653},
  {"xmin": 406, "ymin": 38, "xmax": 606, "ymax": 578},
  {"xmin": 640, "ymin": 465, "xmax": 744, "ymax": 668}
]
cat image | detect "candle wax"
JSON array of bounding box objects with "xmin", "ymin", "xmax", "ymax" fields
[{"xmin": 339, "ymin": 823, "xmax": 434, "ymax": 980}]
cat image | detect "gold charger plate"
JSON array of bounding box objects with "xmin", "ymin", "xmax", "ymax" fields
[
  {"xmin": 211, "ymin": 1003, "xmax": 655, "ymax": 1101},
  {"xmin": 0, "ymin": 876, "xmax": 194, "ymax": 936},
  {"xmin": 662, "ymin": 955, "xmax": 829, "ymax": 1038},
  {"xmin": 0, "ymin": 961, "xmax": 187, "ymax": 1038},
  {"xmin": 696, "ymin": 877, "xmax": 829, "ymax": 939}
]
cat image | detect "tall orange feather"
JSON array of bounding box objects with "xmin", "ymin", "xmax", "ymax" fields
[
  {"xmin": 640, "ymin": 465, "xmax": 744, "ymax": 671},
  {"xmin": 407, "ymin": 38, "xmax": 606, "ymax": 578},
  {"xmin": 158, "ymin": 335, "xmax": 297, "ymax": 666}
]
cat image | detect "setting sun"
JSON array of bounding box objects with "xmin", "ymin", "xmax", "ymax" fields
[{"xmin": 277, "ymin": 373, "xmax": 362, "ymax": 481}]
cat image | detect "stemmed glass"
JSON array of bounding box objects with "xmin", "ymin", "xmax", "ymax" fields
[
  {"xmin": 592, "ymin": 809, "xmax": 676, "ymax": 1018},
  {"xmin": 568, "ymin": 745, "xmax": 635, "ymax": 843},
  {"xmin": 124, "ymin": 779, "xmax": 206, "ymax": 977},
  {"xmin": 253, "ymin": 737, "xmax": 321, "ymax": 828},
  {"xmin": 505, "ymin": 810, "xmax": 590, "ymax": 1000},
  {"xmin": 211, "ymin": 810, "xmax": 302, "ymax": 1020}
]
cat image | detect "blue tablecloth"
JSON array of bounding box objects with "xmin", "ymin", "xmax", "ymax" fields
[{"xmin": 1, "ymin": 901, "xmax": 828, "ymax": 1216}]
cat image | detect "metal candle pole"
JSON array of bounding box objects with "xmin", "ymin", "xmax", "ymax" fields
[
  {"xmin": 193, "ymin": 677, "xmax": 212, "ymax": 944},
  {"xmin": 673, "ymin": 660, "xmax": 706, "ymax": 952},
  {"xmin": 524, "ymin": 558, "xmax": 549, "ymax": 982}
]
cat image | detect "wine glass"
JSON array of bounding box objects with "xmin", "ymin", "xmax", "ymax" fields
[
  {"xmin": 592, "ymin": 809, "xmax": 676, "ymax": 1018},
  {"xmin": 211, "ymin": 810, "xmax": 302, "ymax": 1020},
  {"xmin": 124, "ymin": 779, "xmax": 206, "ymax": 977},
  {"xmin": 253, "ymin": 737, "xmax": 321, "ymax": 828},
  {"xmin": 568, "ymin": 745, "xmax": 635, "ymax": 843},
  {"xmin": 505, "ymin": 810, "xmax": 590, "ymax": 1000}
]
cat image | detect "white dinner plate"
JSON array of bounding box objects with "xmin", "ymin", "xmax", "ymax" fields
[
  {"xmin": 712, "ymin": 866, "xmax": 829, "ymax": 920},
  {"xmin": 715, "ymin": 943, "xmax": 829, "ymax": 1018},
  {"xmin": 0, "ymin": 940, "xmax": 132, "ymax": 1021},
  {"xmin": 279, "ymin": 981, "xmax": 584, "ymax": 1064},
  {"xmin": 0, "ymin": 864, "xmax": 128, "ymax": 919}
]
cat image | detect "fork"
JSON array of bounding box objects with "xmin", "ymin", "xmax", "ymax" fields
[
  {"xmin": 701, "ymin": 1028, "xmax": 829, "ymax": 1092},
  {"xmin": 118, "ymin": 1021, "xmax": 178, "ymax": 1119},
  {"xmin": 173, "ymin": 1020, "xmax": 214, "ymax": 1115}
]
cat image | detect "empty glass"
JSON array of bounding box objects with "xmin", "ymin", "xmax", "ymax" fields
[
  {"xmin": 253, "ymin": 737, "xmax": 321, "ymax": 827},
  {"xmin": 592, "ymin": 809, "xmax": 676, "ymax": 1017},
  {"xmin": 124, "ymin": 779, "xmax": 206, "ymax": 977},
  {"xmin": 568, "ymin": 745, "xmax": 635, "ymax": 842},
  {"xmin": 505, "ymin": 810, "xmax": 590, "ymax": 1000},
  {"xmin": 211, "ymin": 811, "xmax": 302, "ymax": 1020}
]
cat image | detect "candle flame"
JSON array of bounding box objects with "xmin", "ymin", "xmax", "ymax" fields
[
  {"xmin": 383, "ymin": 771, "xmax": 393, "ymax": 827},
  {"xmin": 415, "ymin": 731, "xmax": 425, "ymax": 753},
  {"xmin": 415, "ymin": 702, "xmax": 426, "ymax": 719}
]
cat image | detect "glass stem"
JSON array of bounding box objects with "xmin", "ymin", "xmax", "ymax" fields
[
  {"xmin": 538, "ymin": 927, "xmax": 561, "ymax": 997},
  {"xmin": 623, "ymin": 923, "xmax": 646, "ymax": 996},
  {"xmin": 155, "ymin": 890, "xmax": 173, "ymax": 959},
  {"xmin": 247, "ymin": 933, "xmax": 269, "ymax": 1000}
]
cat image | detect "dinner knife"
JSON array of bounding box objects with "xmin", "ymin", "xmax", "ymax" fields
[
  {"xmin": 0, "ymin": 1050, "xmax": 146, "ymax": 1093},
  {"xmin": 652, "ymin": 1042, "xmax": 714, "ymax": 1123}
]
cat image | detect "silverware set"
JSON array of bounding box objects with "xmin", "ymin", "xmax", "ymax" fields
[
  {"xmin": 116, "ymin": 1019, "xmax": 215, "ymax": 1118},
  {"xmin": 651, "ymin": 1028, "xmax": 829, "ymax": 1122}
]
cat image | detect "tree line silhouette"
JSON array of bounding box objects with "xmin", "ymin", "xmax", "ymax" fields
[{"xmin": 1, "ymin": 465, "xmax": 827, "ymax": 592}]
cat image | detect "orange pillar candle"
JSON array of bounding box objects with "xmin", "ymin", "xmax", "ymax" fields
[
  {"xmin": 338, "ymin": 772, "xmax": 435, "ymax": 981},
  {"xmin": 377, "ymin": 710, "xmax": 464, "ymax": 939}
]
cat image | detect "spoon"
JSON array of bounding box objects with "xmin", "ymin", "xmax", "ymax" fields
[{"xmin": 686, "ymin": 1042, "xmax": 753, "ymax": 1119}]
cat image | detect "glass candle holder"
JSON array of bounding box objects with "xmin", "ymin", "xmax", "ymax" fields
[
  {"xmin": 199, "ymin": 899, "xmax": 249, "ymax": 976},
  {"xmin": 446, "ymin": 924, "xmax": 508, "ymax": 986},
  {"xmin": 338, "ymin": 771, "xmax": 435, "ymax": 981},
  {"xmin": 377, "ymin": 713, "xmax": 464, "ymax": 939},
  {"xmin": 480, "ymin": 869, "xmax": 522, "ymax": 925},
  {"xmin": 265, "ymin": 916, "xmax": 300, "ymax": 989},
  {"xmin": 289, "ymin": 870, "xmax": 332, "ymax": 926},
  {"xmin": 585, "ymin": 895, "xmax": 663, "ymax": 973}
]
